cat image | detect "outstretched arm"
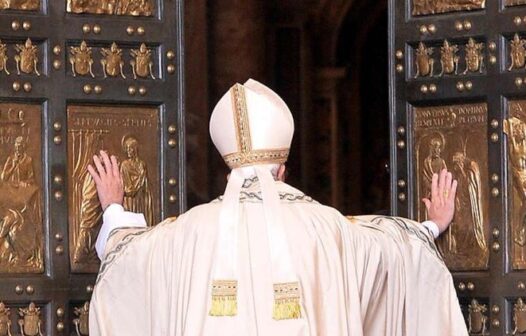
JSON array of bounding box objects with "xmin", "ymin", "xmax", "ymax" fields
[{"xmin": 88, "ymin": 150, "xmax": 146, "ymax": 260}]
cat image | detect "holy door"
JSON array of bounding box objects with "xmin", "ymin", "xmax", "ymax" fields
[
  {"xmin": 389, "ymin": 0, "xmax": 526, "ymax": 334},
  {"xmin": 0, "ymin": 1, "xmax": 184, "ymax": 335}
]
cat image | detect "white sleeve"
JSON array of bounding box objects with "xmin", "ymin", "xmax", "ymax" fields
[
  {"xmin": 95, "ymin": 203, "xmax": 147, "ymax": 260},
  {"xmin": 421, "ymin": 220, "xmax": 440, "ymax": 239}
]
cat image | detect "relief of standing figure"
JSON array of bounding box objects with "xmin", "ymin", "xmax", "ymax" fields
[{"xmin": 120, "ymin": 135, "xmax": 154, "ymax": 225}]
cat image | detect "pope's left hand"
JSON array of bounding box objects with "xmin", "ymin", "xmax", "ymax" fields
[
  {"xmin": 422, "ymin": 168, "xmax": 458, "ymax": 234},
  {"xmin": 87, "ymin": 150, "xmax": 124, "ymax": 211}
]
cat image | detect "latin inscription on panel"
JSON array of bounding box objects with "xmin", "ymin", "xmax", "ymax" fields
[
  {"xmin": 67, "ymin": 105, "xmax": 159, "ymax": 273},
  {"xmin": 412, "ymin": 0, "xmax": 484, "ymax": 16},
  {"xmin": 413, "ymin": 103, "xmax": 489, "ymax": 271},
  {"xmin": 0, "ymin": 103, "xmax": 43, "ymax": 274},
  {"xmin": 504, "ymin": 101, "xmax": 526, "ymax": 270}
]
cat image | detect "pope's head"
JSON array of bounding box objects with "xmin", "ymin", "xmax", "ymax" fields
[{"xmin": 209, "ymin": 79, "xmax": 294, "ymax": 178}]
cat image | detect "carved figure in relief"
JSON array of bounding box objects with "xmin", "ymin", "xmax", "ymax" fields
[
  {"xmin": 101, "ymin": 42, "xmax": 126, "ymax": 79},
  {"xmin": 67, "ymin": 0, "xmax": 153, "ymax": 16},
  {"xmin": 504, "ymin": 117, "xmax": 526, "ymax": 247},
  {"xmin": 514, "ymin": 298, "xmax": 526, "ymax": 335},
  {"xmin": 69, "ymin": 129, "xmax": 107, "ymax": 270},
  {"xmin": 509, "ymin": 34, "xmax": 526, "ymax": 71},
  {"xmin": 423, "ymin": 137, "xmax": 448, "ymax": 199},
  {"xmin": 414, "ymin": 42, "xmax": 435, "ymax": 78},
  {"xmin": 0, "ymin": 40, "xmax": 10, "ymax": 75},
  {"xmin": 1, "ymin": 136, "xmax": 35, "ymax": 187},
  {"xmin": 438, "ymin": 40, "xmax": 459, "ymax": 76},
  {"xmin": 468, "ymin": 299, "xmax": 488, "ymax": 335},
  {"xmin": 438, "ymin": 40, "xmax": 460, "ymax": 77},
  {"xmin": 72, "ymin": 172, "xmax": 102, "ymax": 264},
  {"xmin": 70, "ymin": 41, "xmax": 95, "ymax": 78},
  {"xmin": 17, "ymin": 303, "xmax": 42, "ymax": 336},
  {"xmin": 0, "ymin": 0, "xmax": 39, "ymax": 10},
  {"xmin": 451, "ymin": 151, "xmax": 487, "ymax": 252},
  {"xmin": 462, "ymin": 38, "xmax": 484, "ymax": 74},
  {"xmin": 14, "ymin": 38, "xmax": 40, "ymax": 76},
  {"xmin": 0, "ymin": 302, "xmax": 12, "ymax": 336},
  {"xmin": 73, "ymin": 301, "xmax": 90, "ymax": 336},
  {"xmin": 130, "ymin": 43, "xmax": 155, "ymax": 79},
  {"xmin": 0, "ymin": 136, "xmax": 42, "ymax": 270},
  {"xmin": 120, "ymin": 135, "xmax": 154, "ymax": 225},
  {"xmin": 422, "ymin": 136, "xmax": 456, "ymax": 252}
]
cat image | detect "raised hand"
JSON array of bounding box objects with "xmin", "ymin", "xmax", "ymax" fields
[
  {"xmin": 87, "ymin": 150, "xmax": 124, "ymax": 211},
  {"xmin": 422, "ymin": 168, "xmax": 458, "ymax": 234}
]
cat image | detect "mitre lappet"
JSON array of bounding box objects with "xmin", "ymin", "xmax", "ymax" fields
[{"xmin": 209, "ymin": 79, "xmax": 299, "ymax": 320}]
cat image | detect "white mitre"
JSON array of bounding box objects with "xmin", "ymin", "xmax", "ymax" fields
[
  {"xmin": 208, "ymin": 79, "xmax": 301, "ymax": 321},
  {"xmin": 210, "ymin": 79, "xmax": 294, "ymax": 169}
]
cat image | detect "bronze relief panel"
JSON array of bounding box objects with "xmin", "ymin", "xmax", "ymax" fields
[
  {"xmin": 0, "ymin": 0, "xmax": 39, "ymax": 11},
  {"xmin": 413, "ymin": 103, "xmax": 489, "ymax": 271},
  {"xmin": 66, "ymin": 0, "xmax": 154, "ymax": 16},
  {"xmin": 412, "ymin": 38, "xmax": 485, "ymax": 79},
  {"xmin": 507, "ymin": 0, "xmax": 526, "ymax": 7},
  {"xmin": 0, "ymin": 39, "xmax": 42, "ymax": 77},
  {"xmin": 72, "ymin": 301, "xmax": 90, "ymax": 336},
  {"xmin": 67, "ymin": 105, "xmax": 160, "ymax": 273},
  {"xmin": 18, "ymin": 302, "xmax": 43, "ymax": 336},
  {"xmin": 0, "ymin": 302, "xmax": 46, "ymax": 336},
  {"xmin": 513, "ymin": 298, "xmax": 526, "ymax": 335},
  {"xmin": 412, "ymin": 0, "xmax": 484, "ymax": 16},
  {"xmin": 467, "ymin": 299, "xmax": 488, "ymax": 335},
  {"xmin": 0, "ymin": 103, "xmax": 44, "ymax": 274},
  {"xmin": 508, "ymin": 34, "xmax": 526, "ymax": 72},
  {"xmin": 68, "ymin": 41, "xmax": 156, "ymax": 80},
  {"xmin": 503, "ymin": 101, "xmax": 526, "ymax": 270}
]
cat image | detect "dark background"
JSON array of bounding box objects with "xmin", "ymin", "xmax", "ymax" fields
[{"xmin": 185, "ymin": 0, "xmax": 390, "ymax": 216}]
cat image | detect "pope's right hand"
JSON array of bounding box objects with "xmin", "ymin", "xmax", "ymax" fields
[{"xmin": 87, "ymin": 150, "xmax": 124, "ymax": 211}]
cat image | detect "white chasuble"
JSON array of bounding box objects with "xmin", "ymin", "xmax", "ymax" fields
[{"xmin": 89, "ymin": 180, "xmax": 468, "ymax": 336}]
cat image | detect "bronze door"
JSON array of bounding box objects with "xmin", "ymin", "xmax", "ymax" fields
[
  {"xmin": 0, "ymin": 1, "xmax": 184, "ymax": 335},
  {"xmin": 389, "ymin": 0, "xmax": 526, "ymax": 334}
]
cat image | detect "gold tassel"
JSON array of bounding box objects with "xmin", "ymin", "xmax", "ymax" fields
[
  {"xmin": 209, "ymin": 280, "xmax": 238, "ymax": 316},
  {"xmin": 273, "ymin": 282, "xmax": 302, "ymax": 320}
]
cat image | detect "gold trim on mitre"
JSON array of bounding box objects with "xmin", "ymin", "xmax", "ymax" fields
[{"xmin": 223, "ymin": 83, "xmax": 290, "ymax": 169}]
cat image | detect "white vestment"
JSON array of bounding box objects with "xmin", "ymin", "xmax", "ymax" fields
[{"xmin": 89, "ymin": 179, "xmax": 468, "ymax": 336}]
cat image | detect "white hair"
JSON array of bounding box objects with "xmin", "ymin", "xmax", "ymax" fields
[{"xmin": 237, "ymin": 164, "xmax": 281, "ymax": 179}]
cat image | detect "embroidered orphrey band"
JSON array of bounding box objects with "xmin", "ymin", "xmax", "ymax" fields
[
  {"xmin": 223, "ymin": 84, "xmax": 290, "ymax": 169},
  {"xmin": 209, "ymin": 280, "xmax": 238, "ymax": 316},
  {"xmin": 273, "ymin": 282, "xmax": 301, "ymax": 320}
]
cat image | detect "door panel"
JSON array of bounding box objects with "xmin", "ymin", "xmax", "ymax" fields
[
  {"xmin": 0, "ymin": 0, "xmax": 184, "ymax": 335},
  {"xmin": 389, "ymin": 0, "xmax": 526, "ymax": 333},
  {"xmin": 413, "ymin": 102, "xmax": 490, "ymax": 271}
]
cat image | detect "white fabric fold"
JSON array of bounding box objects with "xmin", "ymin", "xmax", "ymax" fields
[
  {"xmin": 255, "ymin": 166, "xmax": 297, "ymax": 284},
  {"xmin": 96, "ymin": 203, "xmax": 147, "ymax": 259},
  {"xmin": 212, "ymin": 168, "xmax": 245, "ymax": 280}
]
